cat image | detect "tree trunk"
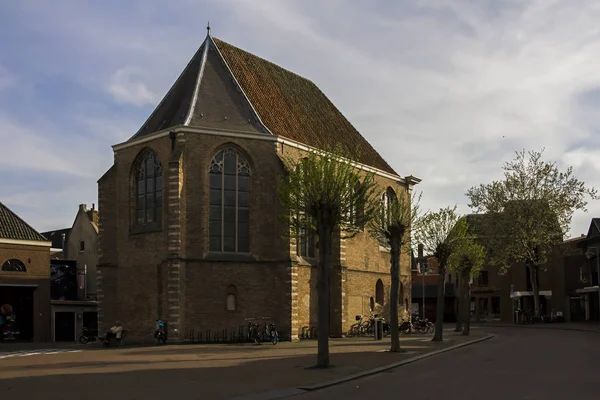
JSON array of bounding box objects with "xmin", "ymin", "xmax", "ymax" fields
[
  {"xmin": 461, "ymin": 268, "xmax": 471, "ymax": 335},
  {"xmin": 389, "ymin": 235, "xmax": 401, "ymax": 352},
  {"xmin": 316, "ymin": 220, "xmax": 332, "ymax": 368},
  {"xmin": 432, "ymin": 264, "xmax": 446, "ymax": 342},
  {"xmin": 529, "ymin": 263, "xmax": 541, "ymax": 319},
  {"xmin": 454, "ymin": 272, "xmax": 462, "ymax": 332}
]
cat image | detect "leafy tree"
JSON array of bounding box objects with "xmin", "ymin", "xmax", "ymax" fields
[
  {"xmin": 415, "ymin": 206, "xmax": 468, "ymax": 342},
  {"xmin": 466, "ymin": 149, "xmax": 597, "ymax": 318},
  {"xmin": 448, "ymin": 227, "xmax": 486, "ymax": 336},
  {"xmin": 368, "ymin": 190, "xmax": 422, "ymax": 352},
  {"xmin": 277, "ymin": 147, "xmax": 379, "ymax": 368}
]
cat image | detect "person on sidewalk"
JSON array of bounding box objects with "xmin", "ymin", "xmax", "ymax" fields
[{"xmin": 104, "ymin": 321, "xmax": 123, "ymax": 345}]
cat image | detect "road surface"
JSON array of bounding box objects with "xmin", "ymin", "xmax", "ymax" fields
[{"xmin": 290, "ymin": 327, "xmax": 599, "ymax": 400}]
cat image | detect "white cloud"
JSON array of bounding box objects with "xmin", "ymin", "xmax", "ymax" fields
[{"xmin": 107, "ymin": 66, "xmax": 160, "ymax": 107}]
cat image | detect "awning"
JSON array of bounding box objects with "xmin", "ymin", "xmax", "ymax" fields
[
  {"xmin": 510, "ymin": 290, "xmax": 552, "ymax": 298},
  {"xmin": 575, "ymin": 286, "xmax": 600, "ymax": 294}
]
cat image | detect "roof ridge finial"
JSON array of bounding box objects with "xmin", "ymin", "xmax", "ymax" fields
[{"xmin": 207, "ymin": 21, "xmax": 211, "ymax": 37}]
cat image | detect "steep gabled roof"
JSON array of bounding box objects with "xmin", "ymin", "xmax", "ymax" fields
[
  {"xmin": 130, "ymin": 35, "xmax": 397, "ymax": 176},
  {"xmin": 0, "ymin": 202, "xmax": 48, "ymax": 242}
]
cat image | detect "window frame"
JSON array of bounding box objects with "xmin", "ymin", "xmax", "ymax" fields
[
  {"xmin": 209, "ymin": 147, "xmax": 251, "ymax": 254},
  {"xmin": 1, "ymin": 259, "xmax": 27, "ymax": 272},
  {"xmin": 132, "ymin": 149, "xmax": 163, "ymax": 231}
]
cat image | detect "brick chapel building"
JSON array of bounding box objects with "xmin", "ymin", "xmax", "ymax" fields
[{"xmin": 97, "ymin": 31, "xmax": 421, "ymax": 342}]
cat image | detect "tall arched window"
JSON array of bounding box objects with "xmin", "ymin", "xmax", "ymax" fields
[
  {"xmin": 375, "ymin": 279, "xmax": 384, "ymax": 305},
  {"xmin": 134, "ymin": 149, "xmax": 163, "ymax": 225},
  {"xmin": 2, "ymin": 259, "xmax": 26, "ymax": 272},
  {"xmin": 209, "ymin": 147, "xmax": 251, "ymax": 253},
  {"xmin": 381, "ymin": 187, "xmax": 396, "ymax": 226}
]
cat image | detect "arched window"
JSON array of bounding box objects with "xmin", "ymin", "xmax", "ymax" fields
[
  {"xmin": 209, "ymin": 148, "xmax": 251, "ymax": 253},
  {"xmin": 2, "ymin": 259, "xmax": 26, "ymax": 272},
  {"xmin": 226, "ymin": 285, "xmax": 237, "ymax": 311},
  {"xmin": 375, "ymin": 279, "xmax": 384, "ymax": 305},
  {"xmin": 381, "ymin": 187, "xmax": 396, "ymax": 226},
  {"xmin": 369, "ymin": 297, "xmax": 375, "ymax": 312},
  {"xmin": 134, "ymin": 149, "xmax": 163, "ymax": 225},
  {"xmin": 405, "ymin": 298, "xmax": 409, "ymax": 312}
]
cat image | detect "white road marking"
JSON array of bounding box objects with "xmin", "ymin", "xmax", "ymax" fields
[{"xmin": 0, "ymin": 348, "xmax": 83, "ymax": 359}]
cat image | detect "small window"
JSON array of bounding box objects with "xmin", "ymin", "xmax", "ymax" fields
[
  {"xmin": 369, "ymin": 296, "xmax": 375, "ymax": 311},
  {"xmin": 405, "ymin": 298, "xmax": 409, "ymax": 311},
  {"xmin": 226, "ymin": 285, "xmax": 237, "ymax": 311},
  {"xmin": 227, "ymin": 294, "xmax": 236, "ymax": 311},
  {"xmin": 448, "ymin": 274, "xmax": 452, "ymax": 283},
  {"xmin": 79, "ymin": 241, "xmax": 85, "ymax": 252}
]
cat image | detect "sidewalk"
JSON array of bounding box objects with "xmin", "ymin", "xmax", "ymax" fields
[
  {"xmin": 472, "ymin": 321, "xmax": 600, "ymax": 333},
  {"xmin": 0, "ymin": 332, "xmax": 493, "ymax": 400}
]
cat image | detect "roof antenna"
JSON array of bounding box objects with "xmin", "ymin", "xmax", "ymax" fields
[{"xmin": 206, "ymin": 21, "xmax": 211, "ymax": 36}]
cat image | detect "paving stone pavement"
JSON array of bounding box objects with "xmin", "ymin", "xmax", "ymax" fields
[{"xmin": 0, "ymin": 331, "xmax": 487, "ymax": 400}]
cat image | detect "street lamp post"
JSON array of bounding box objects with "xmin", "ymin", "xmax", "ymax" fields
[{"xmin": 585, "ymin": 247, "xmax": 600, "ymax": 321}]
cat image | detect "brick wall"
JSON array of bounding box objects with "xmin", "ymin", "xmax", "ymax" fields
[{"xmin": 98, "ymin": 130, "xmax": 415, "ymax": 342}]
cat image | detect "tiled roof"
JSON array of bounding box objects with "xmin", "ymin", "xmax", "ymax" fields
[
  {"xmin": 0, "ymin": 202, "xmax": 48, "ymax": 242},
  {"xmin": 130, "ymin": 36, "xmax": 397, "ymax": 176},
  {"xmin": 212, "ymin": 38, "xmax": 396, "ymax": 175}
]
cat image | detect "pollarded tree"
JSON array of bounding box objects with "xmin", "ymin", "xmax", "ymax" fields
[
  {"xmin": 368, "ymin": 190, "xmax": 422, "ymax": 352},
  {"xmin": 448, "ymin": 230, "xmax": 486, "ymax": 336},
  {"xmin": 415, "ymin": 206, "xmax": 468, "ymax": 342},
  {"xmin": 466, "ymin": 149, "xmax": 598, "ymax": 319},
  {"xmin": 277, "ymin": 147, "xmax": 379, "ymax": 368}
]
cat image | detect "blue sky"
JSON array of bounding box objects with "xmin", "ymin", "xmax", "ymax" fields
[{"xmin": 1, "ymin": 0, "xmax": 599, "ymax": 237}]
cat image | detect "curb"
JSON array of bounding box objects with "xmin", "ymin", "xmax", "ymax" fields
[
  {"xmin": 297, "ymin": 334, "xmax": 495, "ymax": 391},
  {"xmin": 228, "ymin": 334, "xmax": 495, "ymax": 400}
]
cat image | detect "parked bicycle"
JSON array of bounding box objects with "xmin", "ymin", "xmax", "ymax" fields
[{"xmin": 411, "ymin": 315, "xmax": 434, "ymax": 334}]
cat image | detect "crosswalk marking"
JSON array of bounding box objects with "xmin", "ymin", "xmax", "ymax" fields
[{"xmin": 0, "ymin": 348, "xmax": 83, "ymax": 359}]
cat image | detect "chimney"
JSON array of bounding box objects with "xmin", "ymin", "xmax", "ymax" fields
[
  {"xmin": 79, "ymin": 203, "xmax": 87, "ymax": 212},
  {"xmin": 418, "ymin": 243, "xmax": 424, "ymax": 258},
  {"xmin": 92, "ymin": 203, "xmax": 95, "ymax": 211}
]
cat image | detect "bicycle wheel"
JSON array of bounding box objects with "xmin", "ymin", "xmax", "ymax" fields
[{"xmin": 427, "ymin": 323, "xmax": 434, "ymax": 334}]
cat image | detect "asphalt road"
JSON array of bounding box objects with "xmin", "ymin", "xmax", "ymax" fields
[{"xmin": 289, "ymin": 327, "xmax": 600, "ymax": 400}]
